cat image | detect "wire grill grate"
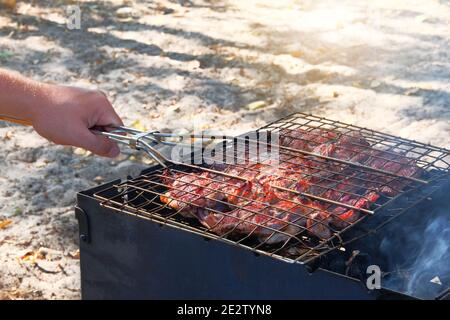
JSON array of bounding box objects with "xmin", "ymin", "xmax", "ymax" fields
[{"xmin": 94, "ymin": 112, "xmax": 450, "ymax": 264}]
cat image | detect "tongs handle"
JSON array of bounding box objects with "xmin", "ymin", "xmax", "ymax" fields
[
  {"xmin": 0, "ymin": 115, "xmax": 32, "ymax": 126},
  {"xmin": 92, "ymin": 126, "xmax": 170, "ymax": 168}
]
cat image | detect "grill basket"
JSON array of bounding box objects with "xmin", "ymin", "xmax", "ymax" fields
[{"xmin": 93, "ymin": 113, "xmax": 450, "ymax": 264}]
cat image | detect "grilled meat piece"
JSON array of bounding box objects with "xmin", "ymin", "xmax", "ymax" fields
[
  {"xmin": 329, "ymin": 191, "xmax": 380, "ymax": 229},
  {"xmin": 160, "ymin": 170, "xmax": 226, "ymax": 217},
  {"xmin": 306, "ymin": 209, "xmax": 332, "ymax": 239},
  {"xmin": 281, "ymin": 129, "xmax": 419, "ymax": 227},
  {"xmin": 280, "ymin": 128, "xmax": 370, "ymax": 163},
  {"xmin": 220, "ymin": 164, "xmax": 262, "ymax": 205},
  {"xmin": 160, "ymin": 166, "xmax": 332, "ymax": 242},
  {"xmin": 279, "ymin": 128, "xmax": 337, "ymax": 151},
  {"xmin": 364, "ymin": 150, "xmax": 422, "ymax": 196},
  {"xmin": 201, "ymin": 199, "xmax": 312, "ymax": 244},
  {"xmin": 310, "ymin": 132, "xmax": 371, "ymax": 163}
]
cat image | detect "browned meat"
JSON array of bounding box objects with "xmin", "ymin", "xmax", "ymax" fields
[
  {"xmin": 160, "ymin": 170, "xmax": 226, "ymax": 217},
  {"xmin": 363, "ymin": 150, "xmax": 422, "ymax": 196},
  {"xmin": 159, "ymin": 127, "xmax": 422, "ymax": 246},
  {"xmin": 311, "ymin": 131, "xmax": 371, "ymax": 164},
  {"xmin": 281, "ymin": 129, "xmax": 419, "ymax": 228},
  {"xmin": 279, "ymin": 128, "xmax": 338, "ymax": 151},
  {"xmin": 329, "ymin": 191, "xmax": 380, "ymax": 229},
  {"xmin": 201, "ymin": 199, "xmax": 311, "ymax": 244}
]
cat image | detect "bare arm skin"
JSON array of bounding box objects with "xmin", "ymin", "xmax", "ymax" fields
[{"xmin": 0, "ymin": 69, "xmax": 123, "ymax": 157}]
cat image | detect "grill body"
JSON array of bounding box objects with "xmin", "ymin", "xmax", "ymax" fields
[
  {"xmin": 77, "ymin": 174, "xmax": 412, "ymax": 300},
  {"xmin": 75, "ymin": 113, "xmax": 450, "ymax": 299}
]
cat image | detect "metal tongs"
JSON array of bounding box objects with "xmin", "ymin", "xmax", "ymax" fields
[
  {"xmin": 95, "ymin": 126, "xmax": 238, "ymax": 169},
  {"xmin": 93, "ymin": 126, "xmax": 176, "ymax": 168}
]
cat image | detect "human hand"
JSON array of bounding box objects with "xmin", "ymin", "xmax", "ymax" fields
[{"xmin": 31, "ymin": 84, "xmax": 123, "ymax": 157}]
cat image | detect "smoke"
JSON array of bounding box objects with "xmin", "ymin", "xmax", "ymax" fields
[
  {"xmin": 405, "ymin": 214, "xmax": 450, "ymax": 298},
  {"xmin": 379, "ymin": 201, "xmax": 450, "ymax": 299}
]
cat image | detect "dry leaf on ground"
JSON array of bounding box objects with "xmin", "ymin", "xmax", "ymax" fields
[
  {"xmin": 18, "ymin": 250, "xmax": 45, "ymax": 264},
  {"xmin": 0, "ymin": 219, "xmax": 13, "ymax": 229},
  {"xmin": 246, "ymin": 100, "xmax": 267, "ymax": 111},
  {"xmin": 290, "ymin": 50, "xmax": 304, "ymax": 58},
  {"xmin": 3, "ymin": 130, "xmax": 14, "ymax": 140},
  {"xmin": 0, "ymin": 0, "xmax": 16, "ymax": 10},
  {"xmin": 131, "ymin": 119, "xmax": 147, "ymax": 131},
  {"xmin": 68, "ymin": 249, "xmax": 80, "ymax": 259}
]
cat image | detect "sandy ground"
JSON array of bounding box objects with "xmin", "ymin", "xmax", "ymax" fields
[{"xmin": 0, "ymin": 0, "xmax": 449, "ymax": 299}]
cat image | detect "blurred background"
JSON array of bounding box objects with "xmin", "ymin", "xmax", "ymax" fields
[{"xmin": 0, "ymin": 0, "xmax": 449, "ymax": 299}]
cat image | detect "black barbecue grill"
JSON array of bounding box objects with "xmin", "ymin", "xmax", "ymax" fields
[{"xmin": 76, "ymin": 112, "xmax": 450, "ymax": 299}]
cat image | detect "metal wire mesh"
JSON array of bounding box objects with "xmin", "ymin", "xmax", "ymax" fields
[{"xmin": 93, "ymin": 112, "xmax": 450, "ymax": 264}]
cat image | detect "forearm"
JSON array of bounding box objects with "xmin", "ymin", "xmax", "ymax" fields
[
  {"xmin": 0, "ymin": 68, "xmax": 122, "ymax": 157},
  {"xmin": 0, "ymin": 68, "xmax": 52, "ymax": 122}
]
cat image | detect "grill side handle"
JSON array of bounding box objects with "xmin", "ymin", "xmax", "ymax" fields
[{"xmin": 75, "ymin": 206, "xmax": 90, "ymax": 244}]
